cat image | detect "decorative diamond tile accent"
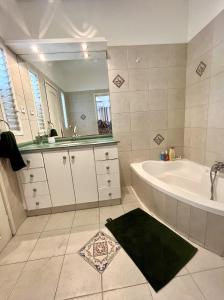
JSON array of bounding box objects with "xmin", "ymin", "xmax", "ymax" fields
[
  {"xmin": 80, "ymin": 114, "xmax": 86, "ymax": 120},
  {"xmin": 196, "ymin": 61, "xmax": 207, "ymax": 77},
  {"xmin": 79, "ymin": 231, "xmax": 121, "ymax": 273},
  {"xmin": 113, "ymin": 74, "xmax": 125, "ymax": 88},
  {"xmin": 153, "ymin": 134, "xmax": 165, "ymax": 145}
]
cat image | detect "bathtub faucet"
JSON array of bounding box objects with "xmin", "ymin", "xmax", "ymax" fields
[{"xmin": 210, "ymin": 162, "xmax": 224, "ymax": 200}]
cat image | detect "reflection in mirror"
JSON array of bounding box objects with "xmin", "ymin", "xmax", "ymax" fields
[{"xmin": 21, "ymin": 50, "xmax": 111, "ymax": 138}]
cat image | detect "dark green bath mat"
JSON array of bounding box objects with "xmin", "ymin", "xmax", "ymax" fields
[{"xmin": 105, "ymin": 208, "xmax": 197, "ymax": 292}]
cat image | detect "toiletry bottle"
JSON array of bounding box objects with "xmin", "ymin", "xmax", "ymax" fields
[
  {"xmin": 165, "ymin": 150, "xmax": 169, "ymax": 161},
  {"xmin": 160, "ymin": 151, "xmax": 165, "ymax": 161},
  {"xmin": 169, "ymin": 147, "xmax": 176, "ymax": 161}
]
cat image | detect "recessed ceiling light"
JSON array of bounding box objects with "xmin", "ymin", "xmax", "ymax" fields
[
  {"xmin": 84, "ymin": 52, "xmax": 89, "ymax": 59},
  {"xmin": 81, "ymin": 43, "xmax": 88, "ymax": 51},
  {"xmin": 31, "ymin": 45, "xmax": 38, "ymax": 53},
  {"xmin": 39, "ymin": 54, "xmax": 45, "ymax": 61}
]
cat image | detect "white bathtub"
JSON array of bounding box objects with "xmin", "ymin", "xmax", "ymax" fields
[{"xmin": 131, "ymin": 159, "xmax": 224, "ymax": 255}]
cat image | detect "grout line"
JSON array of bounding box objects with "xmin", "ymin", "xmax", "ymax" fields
[
  {"xmin": 53, "ymin": 212, "xmax": 76, "ymax": 299},
  {"xmin": 5, "ymin": 232, "xmax": 42, "ymax": 300},
  {"xmin": 6, "ymin": 259, "xmax": 27, "ymax": 300},
  {"xmin": 61, "ymin": 291, "xmax": 103, "ymax": 300},
  {"xmin": 189, "ymin": 273, "xmax": 208, "ymax": 300},
  {"xmin": 102, "ymin": 282, "xmax": 149, "ymax": 295}
]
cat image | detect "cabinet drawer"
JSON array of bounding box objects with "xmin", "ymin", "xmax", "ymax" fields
[
  {"xmin": 22, "ymin": 182, "xmax": 49, "ymax": 198},
  {"xmin": 20, "ymin": 168, "xmax": 46, "ymax": 184},
  {"xmin": 98, "ymin": 187, "xmax": 121, "ymax": 201},
  {"xmin": 26, "ymin": 195, "xmax": 52, "ymax": 210},
  {"xmin": 97, "ymin": 173, "xmax": 120, "ymax": 188},
  {"xmin": 22, "ymin": 153, "xmax": 44, "ymax": 169},
  {"xmin": 95, "ymin": 159, "xmax": 119, "ymax": 175},
  {"xmin": 94, "ymin": 146, "xmax": 118, "ymax": 161}
]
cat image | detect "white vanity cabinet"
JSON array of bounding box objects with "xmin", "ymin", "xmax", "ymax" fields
[
  {"xmin": 69, "ymin": 148, "xmax": 98, "ymax": 205},
  {"xmin": 20, "ymin": 143, "xmax": 121, "ymax": 214},
  {"xmin": 20, "ymin": 154, "xmax": 51, "ymax": 211},
  {"xmin": 94, "ymin": 145, "xmax": 121, "ymax": 205},
  {"xmin": 43, "ymin": 151, "xmax": 75, "ymax": 207}
]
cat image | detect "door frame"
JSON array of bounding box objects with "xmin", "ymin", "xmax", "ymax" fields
[{"xmin": 0, "ymin": 170, "xmax": 15, "ymax": 235}]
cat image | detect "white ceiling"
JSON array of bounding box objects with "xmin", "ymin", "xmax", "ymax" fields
[
  {"xmin": 0, "ymin": 0, "xmax": 188, "ymax": 45},
  {"xmin": 1, "ymin": 0, "xmax": 224, "ymax": 46}
]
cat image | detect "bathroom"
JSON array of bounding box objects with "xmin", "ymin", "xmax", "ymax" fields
[{"xmin": 0, "ymin": 0, "xmax": 224, "ymax": 299}]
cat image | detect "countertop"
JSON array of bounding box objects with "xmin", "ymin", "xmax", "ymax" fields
[{"xmin": 18, "ymin": 136, "xmax": 119, "ymax": 153}]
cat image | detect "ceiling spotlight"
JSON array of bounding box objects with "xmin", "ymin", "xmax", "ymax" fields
[
  {"xmin": 84, "ymin": 52, "xmax": 89, "ymax": 59},
  {"xmin": 81, "ymin": 43, "xmax": 88, "ymax": 51},
  {"xmin": 39, "ymin": 54, "xmax": 45, "ymax": 61},
  {"xmin": 31, "ymin": 45, "xmax": 38, "ymax": 53}
]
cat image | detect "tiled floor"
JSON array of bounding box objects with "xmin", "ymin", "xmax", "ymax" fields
[{"xmin": 0, "ymin": 186, "xmax": 224, "ymax": 299}]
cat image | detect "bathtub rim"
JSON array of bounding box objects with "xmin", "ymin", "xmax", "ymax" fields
[{"xmin": 131, "ymin": 159, "xmax": 224, "ymax": 216}]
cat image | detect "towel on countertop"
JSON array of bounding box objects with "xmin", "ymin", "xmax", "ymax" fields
[
  {"xmin": 49, "ymin": 128, "xmax": 58, "ymax": 137},
  {"xmin": 0, "ymin": 131, "xmax": 26, "ymax": 171}
]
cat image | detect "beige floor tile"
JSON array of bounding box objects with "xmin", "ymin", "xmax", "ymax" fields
[
  {"xmin": 186, "ymin": 246, "xmax": 224, "ymax": 273},
  {"xmin": 29, "ymin": 229, "xmax": 70, "ymax": 260},
  {"xmin": 71, "ymin": 293, "xmax": 102, "ymax": 300},
  {"xmin": 73, "ymin": 208, "xmax": 99, "ymax": 227},
  {"xmin": 0, "ymin": 263, "xmax": 25, "ymax": 300},
  {"xmin": 192, "ymin": 267, "xmax": 224, "ymax": 300},
  {"xmin": 67, "ymin": 224, "xmax": 99, "ymax": 254},
  {"xmin": 100, "ymin": 205, "xmax": 124, "ymax": 225},
  {"xmin": 55, "ymin": 253, "xmax": 101, "ymax": 299},
  {"xmin": 102, "ymin": 249, "xmax": 146, "ymax": 291},
  {"xmin": 17, "ymin": 215, "xmax": 50, "ymax": 235},
  {"xmin": 0, "ymin": 233, "xmax": 39, "ymax": 265},
  {"xmin": 122, "ymin": 202, "xmax": 141, "ymax": 213},
  {"xmin": 149, "ymin": 275, "xmax": 204, "ymax": 299},
  {"xmin": 103, "ymin": 284, "xmax": 152, "ymax": 300},
  {"xmin": 44, "ymin": 211, "xmax": 75, "ymax": 231},
  {"xmin": 9, "ymin": 256, "xmax": 63, "ymax": 300}
]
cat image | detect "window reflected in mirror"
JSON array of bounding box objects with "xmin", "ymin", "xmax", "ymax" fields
[{"xmin": 95, "ymin": 94, "xmax": 112, "ymax": 135}]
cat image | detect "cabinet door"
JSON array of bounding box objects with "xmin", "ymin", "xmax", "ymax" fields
[
  {"xmin": 43, "ymin": 151, "xmax": 75, "ymax": 207},
  {"xmin": 69, "ymin": 148, "xmax": 98, "ymax": 204}
]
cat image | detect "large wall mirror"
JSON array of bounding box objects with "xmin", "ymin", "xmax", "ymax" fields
[{"xmin": 7, "ymin": 39, "xmax": 112, "ymax": 139}]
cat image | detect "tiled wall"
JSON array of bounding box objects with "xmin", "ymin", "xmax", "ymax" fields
[
  {"xmin": 185, "ymin": 9, "xmax": 224, "ymax": 166},
  {"xmin": 107, "ymin": 45, "xmax": 186, "ymax": 185}
]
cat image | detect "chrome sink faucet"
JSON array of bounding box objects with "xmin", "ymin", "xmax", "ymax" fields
[{"xmin": 210, "ymin": 161, "xmax": 224, "ymax": 200}]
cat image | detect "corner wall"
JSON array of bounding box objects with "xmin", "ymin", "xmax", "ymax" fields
[
  {"xmin": 107, "ymin": 44, "xmax": 187, "ymax": 185},
  {"xmin": 184, "ymin": 9, "xmax": 224, "ymax": 166}
]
